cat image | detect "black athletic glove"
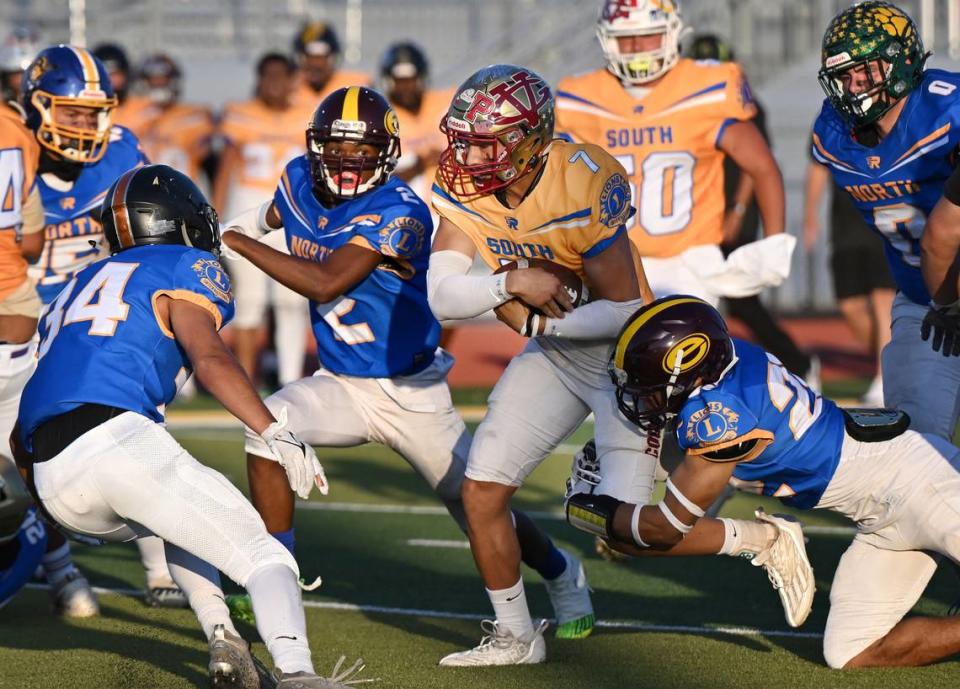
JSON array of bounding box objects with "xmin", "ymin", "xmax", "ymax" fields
[{"xmin": 921, "ymin": 303, "xmax": 960, "ymax": 357}]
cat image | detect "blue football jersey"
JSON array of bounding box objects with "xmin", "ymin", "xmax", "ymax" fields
[
  {"xmin": 811, "ymin": 69, "xmax": 960, "ymax": 305},
  {"xmin": 676, "ymin": 339, "xmax": 846, "ymax": 509},
  {"xmin": 273, "ymin": 156, "xmax": 439, "ymax": 378},
  {"xmin": 30, "ymin": 126, "xmax": 148, "ymax": 304},
  {"xmin": 0, "ymin": 508, "xmax": 47, "ymax": 610},
  {"xmin": 19, "ymin": 244, "xmax": 233, "ymax": 450}
]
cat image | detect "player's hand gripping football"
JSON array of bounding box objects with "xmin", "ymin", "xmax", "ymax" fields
[
  {"xmin": 260, "ymin": 407, "xmax": 329, "ymax": 499},
  {"xmin": 505, "ymin": 266, "xmax": 575, "ymax": 319},
  {"xmin": 921, "ymin": 302, "xmax": 960, "ymax": 356}
]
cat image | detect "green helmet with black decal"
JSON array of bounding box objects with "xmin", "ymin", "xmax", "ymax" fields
[{"xmin": 818, "ymin": 1, "xmax": 928, "ymax": 127}]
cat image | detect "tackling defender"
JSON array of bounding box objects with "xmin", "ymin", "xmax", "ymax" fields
[
  {"xmin": 568, "ymin": 295, "xmax": 960, "ymax": 668},
  {"xmin": 220, "ymin": 86, "xmax": 589, "ymax": 641},
  {"xmin": 15, "ymin": 164, "xmax": 358, "ymax": 689},
  {"xmin": 811, "ymin": 2, "xmax": 960, "ymax": 438}
]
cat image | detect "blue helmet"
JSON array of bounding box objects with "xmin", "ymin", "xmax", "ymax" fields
[{"xmin": 21, "ymin": 44, "xmax": 117, "ymax": 163}]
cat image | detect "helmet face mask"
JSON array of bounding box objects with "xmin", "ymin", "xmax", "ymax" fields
[
  {"xmin": 609, "ymin": 296, "xmax": 736, "ymax": 431},
  {"xmin": 818, "ymin": 1, "xmax": 928, "ymax": 128},
  {"xmin": 22, "ymin": 46, "xmax": 118, "ymax": 164},
  {"xmin": 306, "ymin": 86, "xmax": 401, "ymax": 204},
  {"xmin": 597, "ymin": 0, "xmax": 685, "ymax": 85},
  {"xmin": 101, "ymin": 164, "xmax": 221, "ymax": 256},
  {"xmin": 438, "ymin": 64, "xmax": 554, "ymax": 201}
]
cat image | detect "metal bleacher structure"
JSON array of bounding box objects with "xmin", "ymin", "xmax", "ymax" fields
[{"xmin": 2, "ymin": 0, "xmax": 959, "ymax": 311}]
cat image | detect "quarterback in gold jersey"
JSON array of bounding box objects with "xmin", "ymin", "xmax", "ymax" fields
[
  {"xmin": 428, "ymin": 64, "xmax": 656, "ymax": 666},
  {"xmin": 556, "ymin": 0, "xmax": 786, "ymax": 304}
]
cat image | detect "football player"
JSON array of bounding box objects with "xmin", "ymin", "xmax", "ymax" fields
[
  {"xmin": 0, "ymin": 456, "xmax": 48, "ymax": 611},
  {"xmin": 570, "ymin": 295, "xmax": 960, "ymax": 669},
  {"xmin": 133, "ymin": 54, "xmax": 215, "ymax": 185},
  {"xmin": 21, "ymin": 44, "xmax": 186, "ymax": 608},
  {"xmin": 555, "ymin": 0, "xmax": 786, "ymax": 306},
  {"xmin": 0, "ymin": 28, "xmax": 39, "ymax": 110},
  {"xmin": 92, "ymin": 43, "xmax": 154, "ymax": 133},
  {"xmin": 213, "ymin": 52, "xmax": 310, "ymax": 389},
  {"xmin": 0, "ymin": 94, "xmax": 98, "ymax": 618},
  {"xmin": 812, "ymin": 2, "xmax": 960, "ymax": 440},
  {"xmin": 221, "ymin": 86, "xmax": 590, "ymax": 643},
  {"xmin": 379, "ymin": 42, "xmax": 452, "ymax": 200},
  {"xmin": 291, "ymin": 21, "xmax": 370, "ymax": 113},
  {"xmin": 15, "ymin": 164, "xmax": 359, "ymax": 689}
]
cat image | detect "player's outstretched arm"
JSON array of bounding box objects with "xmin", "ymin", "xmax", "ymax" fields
[
  {"xmin": 165, "ymin": 296, "xmax": 326, "ymax": 498},
  {"xmin": 719, "ymin": 120, "xmax": 784, "ymax": 237},
  {"xmin": 222, "ymin": 228, "xmax": 382, "ymax": 303}
]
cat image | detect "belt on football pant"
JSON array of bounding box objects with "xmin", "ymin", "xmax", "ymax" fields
[
  {"xmin": 0, "ymin": 342, "xmax": 32, "ymax": 359},
  {"xmin": 31, "ymin": 403, "xmax": 129, "ymax": 464}
]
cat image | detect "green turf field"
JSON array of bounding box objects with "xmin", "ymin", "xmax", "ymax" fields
[{"xmin": 2, "ymin": 389, "xmax": 958, "ymax": 689}]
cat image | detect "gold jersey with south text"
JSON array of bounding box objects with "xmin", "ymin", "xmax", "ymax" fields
[
  {"xmin": 431, "ymin": 141, "xmax": 632, "ymax": 283},
  {"xmin": 556, "ymin": 59, "xmax": 757, "ymax": 258}
]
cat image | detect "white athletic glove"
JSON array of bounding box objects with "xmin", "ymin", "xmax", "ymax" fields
[{"xmin": 260, "ymin": 407, "xmax": 328, "ymax": 499}]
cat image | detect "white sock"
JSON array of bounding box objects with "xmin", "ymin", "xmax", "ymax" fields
[
  {"xmin": 487, "ymin": 578, "xmax": 534, "ymax": 640},
  {"xmin": 718, "ymin": 518, "xmax": 777, "ymax": 557},
  {"xmin": 247, "ymin": 563, "xmax": 314, "ymax": 675},
  {"xmin": 42, "ymin": 543, "xmax": 78, "ymax": 586},
  {"xmin": 138, "ymin": 536, "xmax": 174, "ymax": 587},
  {"xmin": 163, "ymin": 541, "xmax": 237, "ymax": 639}
]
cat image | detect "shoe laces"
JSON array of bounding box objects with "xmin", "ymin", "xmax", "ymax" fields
[{"xmin": 328, "ymin": 655, "xmax": 377, "ymax": 685}]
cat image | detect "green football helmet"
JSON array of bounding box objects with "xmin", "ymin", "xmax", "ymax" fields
[{"xmin": 818, "ymin": 2, "xmax": 928, "ymax": 127}]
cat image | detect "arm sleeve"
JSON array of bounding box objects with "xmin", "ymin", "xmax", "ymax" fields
[
  {"xmin": 222, "ymin": 201, "xmax": 275, "ymax": 238},
  {"xmin": 427, "ymin": 249, "xmax": 511, "ymax": 320},
  {"xmin": 543, "ymin": 297, "xmax": 643, "ymax": 339}
]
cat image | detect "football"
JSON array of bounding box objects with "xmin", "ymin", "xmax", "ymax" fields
[{"xmin": 493, "ymin": 258, "xmax": 589, "ymax": 336}]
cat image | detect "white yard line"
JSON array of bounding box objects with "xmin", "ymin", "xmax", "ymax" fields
[{"xmin": 24, "ymin": 582, "xmax": 823, "ymax": 640}]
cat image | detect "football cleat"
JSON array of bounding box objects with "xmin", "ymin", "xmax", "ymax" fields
[
  {"xmin": 144, "ymin": 582, "xmax": 189, "ymax": 609},
  {"xmin": 544, "ymin": 549, "xmax": 595, "ymax": 639},
  {"xmin": 50, "ymin": 570, "xmax": 100, "ymax": 618},
  {"xmin": 274, "ymin": 656, "xmax": 372, "ymax": 688},
  {"xmin": 438, "ymin": 619, "xmax": 548, "ymax": 667},
  {"xmin": 208, "ymin": 624, "xmax": 259, "ymax": 689},
  {"xmin": 751, "ymin": 509, "xmax": 815, "ymax": 628}
]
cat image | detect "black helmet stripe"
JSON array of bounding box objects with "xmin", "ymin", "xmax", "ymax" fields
[{"xmin": 109, "ymin": 167, "xmax": 140, "ymax": 250}]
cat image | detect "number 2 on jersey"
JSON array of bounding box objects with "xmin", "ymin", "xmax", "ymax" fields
[
  {"xmin": 38, "ymin": 262, "xmax": 138, "ymax": 358},
  {"xmin": 766, "ymin": 353, "xmax": 822, "ymax": 440}
]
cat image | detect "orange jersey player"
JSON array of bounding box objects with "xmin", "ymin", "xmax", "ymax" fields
[
  {"xmin": 556, "ymin": 0, "xmax": 785, "ymax": 304},
  {"xmin": 379, "ymin": 42, "xmax": 453, "ymax": 202},
  {"xmin": 134, "ymin": 54, "xmax": 214, "ymax": 181},
  {"xmin": 291, "ymin": 21, "xmax": 369, "ymax": 114},
  {"xmin": 0, "ymin": 106, "xmax": 43, "ymax": 342}
]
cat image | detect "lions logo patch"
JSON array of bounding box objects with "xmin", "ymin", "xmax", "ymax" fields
[
  {"xmin": 379, "ymin": 216, "xmax": 426, "ymax": 259},
  {"xmin": 192, "ymin": 258, "xmax": 232, "ymax": 303},
  {"xmin": 662, "ymin": 334, "xmax": 711, "ymax": 374},
  {"xmin": 685, "ymin": 401, "xmax": 741, "ymax": 446},
  {"xmin": 599, "ymin": 173, "xmax": 631, "ymax": 229}
]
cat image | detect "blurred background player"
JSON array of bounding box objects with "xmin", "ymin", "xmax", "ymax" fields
[
  {"xmin": 292, "ymin": 21, "xmax": 369, "ymax": 114},
  {"xmin": 0, "ymin": 68, "xmax": 97, "ymax": 618},
  {"xmin": 92, "ymin": 42, "xmax": 153, "ymax": 133},
  {"xmin": 556, "ymin": 0, "xmax": 787, "ymax": 307},
  {"xmin": 0, "ymin": 28, "xmax": 40, "ymax": 111},
  {"xmin": 0, "ymin": 456, "xmax": 48, "ymax": 611},
  {"xmin": 687, "ymin": 33, "xmax": 819, "ymax": 386},
  {"xmin": 379, "ymin": 42, "xmax": 451, "ymax": 201},
  {"xmin": 803, "ymin": 151, "xmax": 893, "ymax": 406},
  {"xmin": 22, "ymin": 44, "xmax": 185, "ymax": 608},
  {"xmin": 134, "ymin": 54, "xmax": 215, "ymax": 189},
  {"xmin": 214, "ymin": 52, "xmax": 310, "ymax": 388}
]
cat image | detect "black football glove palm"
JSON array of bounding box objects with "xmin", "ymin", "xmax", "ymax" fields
[{"xmin": 921, "ymin": 304, "xmax": 960, "ymax": 357}]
